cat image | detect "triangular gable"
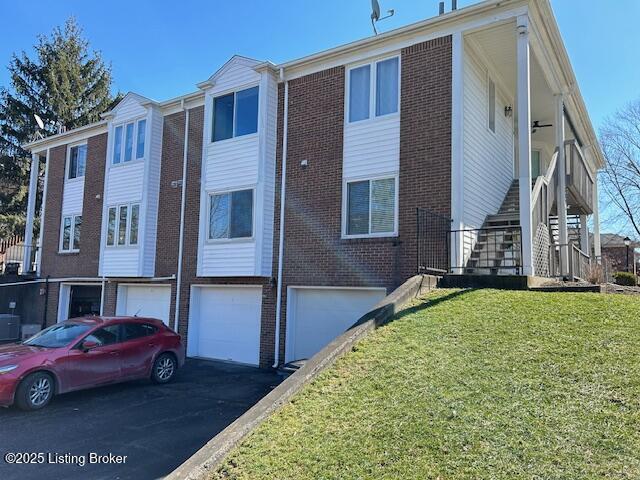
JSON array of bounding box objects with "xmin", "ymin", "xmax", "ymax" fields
[
  {"xmin": 102, "ymin": 92, "xmax": 158, "ymax": 119},
  {"xmin": 197, "ymin": 55, "xmax": 265, "ymax": 90}
]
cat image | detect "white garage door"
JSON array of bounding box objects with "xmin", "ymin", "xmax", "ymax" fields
[
  {"xmin": 117, "ymin": 285, "xmax": 171, "ymax": 325},
  {"xmin": 287, "ymin": 288, "xmax": 386, "ymax": 362},
  {"xmin": 188, "ymin": 286, "xmax": 262, "ymax": 365}
]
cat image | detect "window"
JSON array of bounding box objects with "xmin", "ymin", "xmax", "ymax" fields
[
  {"xmin": 488, "ymin": 77, "xmax": 496, "ymax": 133},
  {"xmin": 346, "ymin": 177, "xmax": 396, "ymax": 236},
  {"xmin": 112, "ymin": 119, "xmax": 146, "ymax": 164},
  {"xmin": 122, "ymin": 323, "xmax": 157, "ymax": 341},
  {"xmin": 129, "ymin": 204, "xmax": 139, "ymax": 245},
  {"xmin": 212, "ymin": 86, "xmax": 259, "ymax": 142},
  {"xmin": 136, "ymin": 119, "xmax": 146, "ymax": 158},
  {"xmin": 348, "ymin": 57, "xmax": 399, "ymax": 123},
  {"xmin": 81, "ymin": 325, "xmax": 120, "ymax": 348},
  {"xmin": 68, "ymin": 144, "xmax": 87, "ymax": 180},
  {"xmin": 107, "ymin": 207, "xmax": 116, "ymax": 246},
  {"xmin": 118, "ymin": 205, "xmax": 128, "ymax": 245},
  {"xmin": 208, "ymin": 189, "xmax": 253, "ymax": 240},
  {"xmin": 60, "ymin": 214, "xmax": 82, "ymax": 252},
  {"xmin": 531, "ymin": 150, "xmax": 541, "ymax": 178},
  {"xmin": 106, "ymin": 203, "xmax": 140, "ymax": 247}
]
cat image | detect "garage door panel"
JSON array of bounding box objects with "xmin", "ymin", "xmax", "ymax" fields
[
  {"xmin": 117, "ymin": 286, "xmax": 171, "ymax": 325},
  {"xmin": 289, "ymin": 288, "xmax": 386, "ymax": 362},
  {"xmin": 192, "ymin": 287, "xmax": 262, "ymax": 365}
]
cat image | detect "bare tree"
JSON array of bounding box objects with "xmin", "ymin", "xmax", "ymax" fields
[{"xmin": 600, "ymin": 100, "xmax": 640, "ymax": 238}]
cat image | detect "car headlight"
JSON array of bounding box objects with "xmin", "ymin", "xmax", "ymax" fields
[{"xmin": 0, "ymin": 365, "xmax": 18, "ymax": 375}]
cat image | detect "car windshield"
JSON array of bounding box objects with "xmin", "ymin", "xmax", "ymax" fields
[{"xmin": 24, "ymin": 323, "xmax": 92, "ymax": 348}]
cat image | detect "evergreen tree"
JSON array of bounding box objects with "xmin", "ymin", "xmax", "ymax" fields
[{"xmin": 0, "ymin": 17, "xmax": 118, "ymax": 238}]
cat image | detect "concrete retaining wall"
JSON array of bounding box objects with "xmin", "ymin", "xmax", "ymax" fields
[{"xmin": 167, "ymin": 274, "xmax": 438, "ymax": 480}]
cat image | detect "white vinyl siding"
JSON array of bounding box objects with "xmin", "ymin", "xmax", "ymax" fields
[
  {"xmin": 343, "ymin": 113, "xmax": 400, "ymax": 179},
  {"xmin": 99, "ymin": 94, "xmax": 163, "ymax": 278},
  {"xmin": 462, "ymin": 45, "xmax": 514, "ymax": 242},
  {"xmin": 198, "ymin": 57, "xmax": 277, "ymax": 277}
]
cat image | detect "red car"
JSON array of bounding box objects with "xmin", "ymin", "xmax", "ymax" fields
[{"xmin": 0, "ymin": 316, "xmax": 185, "ymax": 411}]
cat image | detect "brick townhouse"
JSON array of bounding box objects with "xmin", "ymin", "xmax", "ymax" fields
[{"xmin": 20, "ymin": 0, "xmax": 605, "ymax": 367}]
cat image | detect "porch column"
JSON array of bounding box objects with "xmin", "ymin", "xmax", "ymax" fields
[
  {"xmin": 516, "ymin": 15, "xmax": 533, "ymax": 276},
  {"xmin": 450, "ymin": 31, "xmax": 465, "ymax": 273},
  {"xmin": 555, "ymin": 95, "xmax": 569, "ymax": 275},
  {"xmin": 23, "ymin": 152, "xmax": 40, "ymax": 272},
  {"xmin": 592, "ymin": 173, "xmax": 602, "ymax": 261}
]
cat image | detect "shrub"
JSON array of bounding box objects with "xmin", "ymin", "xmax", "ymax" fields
[
  {"xmin": 585, "ymin": 263, "xmax": 604, "ymax": 284},
  {"xmin": 613, "ymin": 271, "xmax": 638, "ymax": 286}
]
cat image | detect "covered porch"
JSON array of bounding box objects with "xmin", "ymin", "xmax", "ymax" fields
[{"xmin": 443, "ymin": 10, "xmax": 604, "ymax": 281}]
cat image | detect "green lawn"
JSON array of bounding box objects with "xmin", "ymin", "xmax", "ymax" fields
[{"xmin": 214, "ymin": 289, "xmax": 640, "ymax": 480}]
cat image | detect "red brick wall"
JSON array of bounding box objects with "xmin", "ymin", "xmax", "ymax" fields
[
  {"xmin": 40, "ymin": 133, "xmax": 108, "ymax": 324},
  {"xmin": 40, "ymin": 134, "xmax": 107, "ymax": 278},
  {"xmin": 270, "ymin": 36, "xmax": 452, "ymax": 363}
]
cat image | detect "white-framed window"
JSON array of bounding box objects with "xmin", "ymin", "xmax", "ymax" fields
[
  {"xmin": 67, "ymin": 143, "xmax": 87, "ymax": 180},
  {"xmin": 207, "ymin": 189, "xmax": 254, "ymax": 240},
  {"xmin": 112, "ymin": 118, "xmax": 146, "ymax": 165},
  {"xmin": 60, "ymin": 214, "xmax": 82, "ymax": 252},
  {"xmin": 487, "ymin": 76, "xmax": 496, "ymax": 134},
  {"xmin": 106, "ymin": 203, "xmax": 140, "ymax": 247},
  {"xmin": 348, "ymin": 56, "xmax": 400, "ymax": 123},
  {"xmin": 344, "ymin": 176, "xmax": 397, "ymax": 237},
  {"xmin": 212, "ymin": 86, "xmax": 259, "ymax": 142}
]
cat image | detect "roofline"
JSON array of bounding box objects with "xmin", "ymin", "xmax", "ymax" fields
[
  {"xmin": 278, "ymin": 0, "xmax": 519, "ymax": 72},
  {"xmin": 22, "ymin": 120, "xmax": 108, "ymax": 153},
  {"xmin": 23, "ymin": 0, "xmax": 603, "ymax": 171}
]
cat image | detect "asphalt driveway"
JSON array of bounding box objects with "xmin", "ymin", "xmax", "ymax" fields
[{"xmin": 0, "ymin": 358, "xmax": 282, "ymax": 480}]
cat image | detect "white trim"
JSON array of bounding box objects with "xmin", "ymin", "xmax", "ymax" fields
[
  {"xmin": 273, "ymin": 75, "xmax": 288, "ymax": 368},
  {"xmin": 58, "ymin": 213, "xmax": 82, "ymax": 253},
  {"xmin": 65, "ymin": 141, "xmax": 88, "ymax": 182},
  {"xmin": 204, "ymin": 187, "xmax": 256, "ymax": 243},
  {"xmin": 487, "ymin": 73, "xmax": 497, "ymax": 135},
  {"xmin": 174, "ymin": 105, "xmax": 190, "ymax": 332},
  {"xmin": 451, "ymin": 31, "xmax": 465, "ymax": 273},
  {"xmin": 345, "ymin": 54, "xmax": 401, "ymax": 125},
  {"xmin": 210, "ymin": 84, "xmax": 260, "ymax": 144},
  {"xmin": 104, "ymin": 202, "xmax": 141, "ymax": 248},
  {"xmin": 36, "ymin": 148, "xmax": 51, "ymax": 276},
  {"xmin": 341, "ymin": 174, "xmax": 399, "ymax": 239},
  {"xmin": 110, "ymin": 116, "xmax": 147, "ymax": 167},
  {"xmin": 57, "ymin": 282, "xmax": 103, "ymax": 323}
]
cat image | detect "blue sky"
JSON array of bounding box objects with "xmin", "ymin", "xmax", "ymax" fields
[
  {"xmin": 1, "ymin": 0, "xmax": 639, "ymax": 235},
  {"xmin": 1, "ymin": 0, "xmax": 638, "ymax": 130}
]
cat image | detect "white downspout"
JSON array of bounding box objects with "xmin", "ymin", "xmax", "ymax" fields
[
  {"xmin": 273, "ymin": 68, "xmax": 289, "ymax": 368},
  {"xmin": 174, "ymin": 100, "xmax": 190, "ymax": 333}
]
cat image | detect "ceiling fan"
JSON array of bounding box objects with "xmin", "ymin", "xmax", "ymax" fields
[{"xmin": 531, "ymin": 120, "xmax": 553, "ymax": 134}]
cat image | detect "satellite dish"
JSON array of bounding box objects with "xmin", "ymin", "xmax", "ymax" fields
[
  {"xmin": 371, "ymin": 0, "xmax": 381, "ymax": 22},
  {"xmin": 370, "ymin": 0, "xmax": 394, "ymax": 35},
  {"xmin": 33, "ymin": 114, "xmax": 45, "ymax": 130}
]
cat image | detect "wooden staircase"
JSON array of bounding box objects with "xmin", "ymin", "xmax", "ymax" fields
[{"xmin": 465, "ymin": 181, "xmax": 523, "ymax": 274}]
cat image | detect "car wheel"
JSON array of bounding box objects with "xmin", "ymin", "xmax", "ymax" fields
[
  {"xmin": 15, "ymin": 372, "xmax": 54, "ymax": 411},
  {"xmin": 152, "ymin": 353, "xmax": 177, "ymax": 384}
]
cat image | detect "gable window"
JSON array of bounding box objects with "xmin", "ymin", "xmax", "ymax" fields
[
  {"xmin": 346, "ymin": 177, "xmax": 396, "ymax": 236},
  {"xmin": 112, "ymin": 119, "xmax": 146, "ymax": 164},
  {"xmin": 68, "ymin": 144, "xmax": 87, "ymax": 180},
  {"xmin": 212, "ymin": 86, "xmax": 259, "ymax": 142},
  {"xmin": 348, "ymin": 56, "xmax": 399, "ymax": 123},
  {"xmin": 488, "ymin": 77, "xmax": 496, "ymax": 133},
  {"xmin": 208, "ymin": 189, "xmax": 254, "ymax": 239},
  {"xmin": 60, "ymin": 214, "xmax": 82, "ymax": 252},
  {"xmin": 106, "ymin": 203, "xmax": 140, "ymax": 247}
]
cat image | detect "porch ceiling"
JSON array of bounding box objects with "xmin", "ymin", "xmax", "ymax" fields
[{"xmin": 467, "ymin": 22, "xmax": 573, "ymax": 147}]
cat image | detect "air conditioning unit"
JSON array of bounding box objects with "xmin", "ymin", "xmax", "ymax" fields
[{"xmin": 0, "ymin": 314, "xmax": 20, "ymax": 341}]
